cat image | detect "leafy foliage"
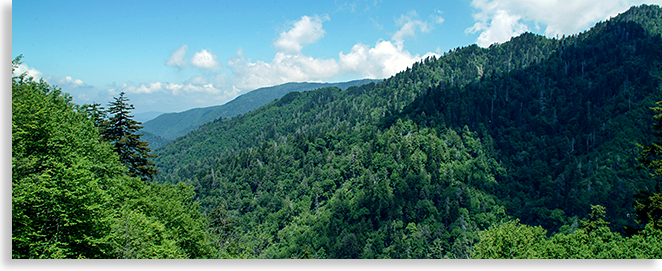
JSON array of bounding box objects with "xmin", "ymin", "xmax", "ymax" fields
[
  {"xmin": 12, "ymin": 57, "xmax": 216, "ymax": 258},
  {"xmin": 472, "ymin": 206, "xmax": 662, "ymax": 259}
]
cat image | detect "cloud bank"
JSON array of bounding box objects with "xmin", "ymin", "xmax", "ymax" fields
[
  {"xmin": 467, "ymin": 0, "xmax": 662, "ymax": 47},
  {"xmin": 229, "ymin": 12, "xmax": 443, "ymax": 90}
]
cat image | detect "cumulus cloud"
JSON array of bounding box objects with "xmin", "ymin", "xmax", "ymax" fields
[
  {"xmin": 191, "ymin": 49, "xmax": 222, "ymax": 70},
  {"xmin": 227, "ymin": 15, "xmax": 340, "ymax": 90},
  {"xmin": 466, "ymin": 9, "xmax": 528, "ymax": 48},
  {"xmin": 273, "ymin": 14, "xmax": 329, "ymax": 54},
  {"xmin": 339, "ymin": 40, "xmax": 438, "ymax": 79},
  {"xmin": 166, "ymin": 44, "xmax": 188, "ymax": 67},
  {"xmin": 13, "ymin": 63, "xmax": 43, "ymax": 81},
  {"xmin": 467, "ymin": 0, "xmax": 662, "ymax": 47},
  {"xmin": 228, "ymin": 11, "xmax": 442, "ymax": 90},
  {"xmin": 339, "ymin": 11, "xmax": 442, "ymax": 79}
]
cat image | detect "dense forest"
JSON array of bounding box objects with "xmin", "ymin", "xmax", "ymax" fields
[{"xmin": 12, "ymin": 4, "xmax": 662, "ymax": 258}]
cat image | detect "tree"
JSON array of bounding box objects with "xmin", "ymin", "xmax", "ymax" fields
[
  {"xmin": 101, "ymin": 92, "xmax": 158, "ymax": 181},
  {"xmin": 12, "ymin": 56, "xmax": 218, "ymax": 258},
  {"xmin": 580, "ymin": 205, "xmax": 610, "ymax": 231},
  {"xmin": 633, "ymin": 101, "xmax": 662, "ymax": 230},
  {"xmin": 637, "ymin": 101, "xmax": 662, "ymax": 178},
  {"xmin": 12, "ymin": 55, "xmax": 118, "ymax": 258},
  {"xmin": 471, "ymin": 219, "xmax": 548, "ymax": 259}
]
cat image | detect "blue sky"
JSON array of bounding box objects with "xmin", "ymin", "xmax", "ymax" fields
[{"xmin": 12, "ymin": 0, "xmax": 662, "ymax": 115}]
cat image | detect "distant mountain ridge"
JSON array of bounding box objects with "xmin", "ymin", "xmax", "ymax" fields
[{"xmin": 142, "ymin": 79, "xmax": 380, "ymax": 142}]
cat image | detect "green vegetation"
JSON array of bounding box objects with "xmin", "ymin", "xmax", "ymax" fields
[
  {"xmin": 12, "ymin": 57, "xmax": 218, "ymax": 258},
  {"xmin": 12, "ymin": 4, "xmax": 662, "ymax": 259}
]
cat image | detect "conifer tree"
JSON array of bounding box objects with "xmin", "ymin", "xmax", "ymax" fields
[
  {"xmin": 101, "ymin": 92, "xmax": 158, "ymax": 180},
  {"xmin": 633, "ymin": 101, "xmax": 662, "ymax": 230}
]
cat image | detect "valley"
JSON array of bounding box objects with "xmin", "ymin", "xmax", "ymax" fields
[{"xmin": 11, "ymin": 4, "xmax": 662, "ymax": 259}]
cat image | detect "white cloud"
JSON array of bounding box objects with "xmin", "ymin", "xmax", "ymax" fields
[
  {"xmin": 339, "ymin": 40, "xmax": 438, "ymax": 79},
  {"xmin": 338, "ymin": 10, "xmax": 442, "ymax": 79},
  {"xmin": 13, "ymin": 62, "xmax": 92, "ymax": 90},
  {"xmin": 229, "ymin": 51, "xmax": 340, "ymax": 90},
  {"xmin": 13, "ymin": 63, "xmax": 43, "ymax": 81},
  {"xmin": 113, "ymin": 10, "xmax": 443, "ymax": 110},
  {"xmin": 227, "ymin": 15, "xmax": 340, "ymax": 90},
  {"xmin": 274, "ymin": 14, "xmax": 329, "ymax": 54},
  {"xmin": 467, "ymin": 0, "xmax": 662, "ymax": 47},
  {"xmin": 191, "ymin": 49, "xmax": 222, "ymax": 70},
  {"xmin": 117, "ymin": 82, "xmax": 165, "ymax": 94},
  {"xmin": 166, "ymin": 44, "xmax": 188, "ymax": 67},
  {"xmin": 466, "ymin": 9, "xmax": 528, "ymax": 47},
  {"xmin": 114, "ymin": 78, "xmax": 228, "ymax": 97},
  {"xmin": 392, "ymin": 11, "xmax": 437, "ymax": 46},
  {"xmin": 228, "ymin": 11, "xmax": 442, "ymax": 90},
  {"xmin": 55, "ymin": 76, "xmax": 87, "ymax": 88}
]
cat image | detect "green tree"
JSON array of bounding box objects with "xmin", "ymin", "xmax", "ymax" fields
[
  {"xmin": 471, "ymin": 219, "xmax": 548, "ymax": 259},
  {"xmin": 580, "ymin": 205, "xmax": 610, "ymax": 231},
  {"xmin": 101, "ymin": 92, "xmax": 157, "ymax": 181},
  {"xmin": 637, "ymin": 101, "xmax": 662, "ymax": 177},
  {"xmin": 12, "ymin": 56, "xmax": 216, "ymax": 258},
  {"xmin": 12, "ymin": 55, "xmax": 119, "ymax": 258},
  {"xmin": 633, "ymin": 101, "xmax": 662, "ymax": 230}
]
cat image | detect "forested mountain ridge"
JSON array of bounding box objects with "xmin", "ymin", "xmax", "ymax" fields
[
  {"xmin": 148, "ymin": 4, "xmax": 662, "ymax": 258},
  {"xmin": 152, "ymin": 21, "xmax": 566, "ymax": 185},
  {"xmin": 14, "ymin": 4, "xmax": 662, "ymax": 259},
  {"xmin": 387, "ymin": 4, "xmax": 662, "ymax": 232},
  {"xmin": 142, "ymin": 79, "xmax": 379, "ymax": 142}
]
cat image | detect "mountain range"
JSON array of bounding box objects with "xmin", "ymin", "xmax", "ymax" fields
[
  {"xmin": 141, "ymin": 79, "xmax": 380, "ymax": 143},
  {"xmin": 144, "ymin": 4, "xmax": 662, "ymax": 258},
  {"xmin": 12, "ymin": 4, "xmax": 662, "ymax": 259}
]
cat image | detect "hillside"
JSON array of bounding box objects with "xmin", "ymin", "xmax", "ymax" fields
[
  {"xmin": 142, "ymin": 79, "xmax": 379, "ymax": 141},
  {"xmin": 153, "ymin": 31, "xmax": 563, "ymax": 184},
  {"xmin": 148, "ymin": 5, "xmax": 662, "ymax": 258},
  {"xmin": 12, "ymin": 4, "xmax": 662, "ymax": 259},
  {"xmin": 389, "ymin": 4, "xmax": 662, "ymax": 232}
]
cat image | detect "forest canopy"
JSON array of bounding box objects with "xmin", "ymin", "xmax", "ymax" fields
[{"xmin": 11, "ymin": 4, "xmax": 662, "ymax": 259}]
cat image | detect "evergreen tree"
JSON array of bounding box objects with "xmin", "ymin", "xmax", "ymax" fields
[
  {"xmin": 633, "ymin": 101, "xmax": 662, "ymax": 230},
  {"xmin": 637, "ymin": 101, "xmax": 662, "ymax": 178},
  {"xmin": 101, "ymin": 92, "xmax": 158, "ymax": 181},
  {"xmin": 82, "ymin": 102, "xmax": 106, "ymax": 128}
]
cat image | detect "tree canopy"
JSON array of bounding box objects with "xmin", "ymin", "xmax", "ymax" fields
[{"xmin": 11, "ymin": 4, "xmax": 662, "ymax": 259}]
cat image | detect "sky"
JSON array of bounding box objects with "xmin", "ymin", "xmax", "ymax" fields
[{"xmin": 12, "ymin": 0, "xmax": 662, "ymax": 115}]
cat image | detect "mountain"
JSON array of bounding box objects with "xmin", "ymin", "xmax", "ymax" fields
[
  {"xmin": 149, "ymin": 5, "xmax": 662, "ymax": 258},
  {"xmin": 142, "ymin": 79, "xmax": 380, "ymax": 141},
  {"xmin": 133, "ymin": 111, "xmax": 164, "ymax": 123}
]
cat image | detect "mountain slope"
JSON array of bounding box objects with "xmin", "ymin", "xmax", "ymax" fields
[
  {"xmin": 150, "ymin": 4, "xmax": 662, "ymax": 258},
  {"xmin": 387, "ymin": 3, "xmax": 662, "ymax": 232},
  {"xmin": 142, "ymin": 79, "xmax": 379, "ymax": 141},
  {"xmin": 153, "ymin": 32, "xmax": 564, "ymax": 184}
]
